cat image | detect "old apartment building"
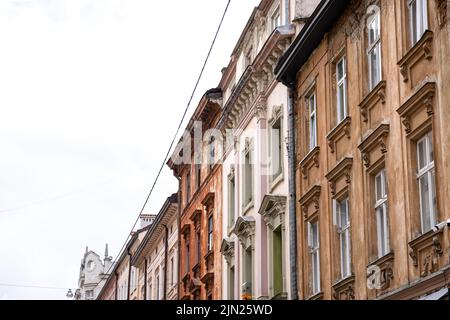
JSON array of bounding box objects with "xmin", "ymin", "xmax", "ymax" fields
[
  {"xmin": 168, "ymin": 89, "xmax": 224, "ymax": 300},
  {"xmin": 276, "ymin": 0, "xmax": 450, "ymax": 300},
  {"xmin": 218, "ymin": 0, "xmax": 319, "ymax": 301},
  {"xmin": 132, "ymin": 194, "xmax": 179, "ymax": 300}
]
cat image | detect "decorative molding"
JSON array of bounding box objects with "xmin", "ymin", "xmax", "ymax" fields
[
  {"xmin": 299, "ymin": 185, "xmax": 321, "ymax": 218},
  {"xmin": 300, "ymin": 146, "xmax": 320, "ymax": 180},
  {"xmin": 232, "ymin": 216, "xmax": 256, "ymax": 250},
  {"xmin": 367, "ymin": 252, "xmax": 395, "ymax": 292},
  {"xmin": 332, "ymin": 275, "xmax": 356, "ymax": 300},
  {"xmin": 408, "ymin": 229, "xmax": 444, "ymax": 278},
  {"xmin": 325, "ymin": 157, "xmax": 353, "ymax": 197},
  {"xmin": 397, "ymin": 82, "xmax": 436, "ymax": 135},
  {"xmin": 220, "ymin": 238, "xmax": 235, "ymax": 266},
  {"xmin": 327, "ymin": 117, "xmax": 352, "ymax": 153},
  {"xmin": 358, "ymin": 123, "xmax": 390, "ymax": 169},
  {"xmin": 398, "ymin": 31, "xmax": 433, "ymax": 83},
  {"xmin": 358, "ymin": 81, "xmax": 386, "ymax": 123},
  {"xmin": 258, "ymin": 195, "xmax": 287, "ymax": 230},
  {"xmin": 342, "ymin": 0, "xmax": 379, "ymax": 41},
  {"xmin": 435, "ymin": 0, "xmax": 448, "ymax": 28}
]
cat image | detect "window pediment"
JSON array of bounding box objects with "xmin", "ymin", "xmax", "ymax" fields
[
  {"xmin": 358, "ymin": 80, "xmax": 386, "ymax": 124},
  {"xmin": 397, "ymin": 81, "xmax": 436, "ymax": 137},
  {"xmin": 300, "ymin": 146, "xmax": 320, "ymax": 180},
  {"xmin": 358, "ymin": 123, "xmax": 389, "ymax": 170},
  {"xmin": 232, "ymin": 216, "xmax": 256, "ymax": 249},
  {"xmin": 332, "ymin": 275, "xmax": 356, "ymax": 300},
  {"xmin": 326, "ymin": 157, "xmax": 353, "ymax": 198},
  {"xmin": 327, "ymin": 117, "xmax": 352, "ymax": 154},
  {"xmin": 220, "ymin": 238, "xmax": 235, "ymax": 265},
  {"xmin": 299, "ymin": 185, "xmax": 321, "ymax": 219},
  {"xmin": 258, "ymin": 194, "xmax": 286, "ymax": 230}
]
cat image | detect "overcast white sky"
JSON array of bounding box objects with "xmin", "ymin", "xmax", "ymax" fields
[{"xmin": 0, "ymin": 0, "xmax": 259, "ymax": 300}]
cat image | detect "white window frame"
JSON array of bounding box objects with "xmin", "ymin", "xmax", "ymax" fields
[
  {"xmin": 333, "ymin": 198, "xmax": 351, "ymax": 279},
  {"xmin": 367, "ymin": 7, "xmax": 382, "ymax": 91},
  {"xmin": 336, "ymin": 57, "xmax": 348, "ymax": 123},
  {"xmin": 307, "ymin": 220, "xmax": 321, "ymax": 295},
  {"xmin": 243, "ymin": 143, "xmax": 254, "ymax": 208},
  {"xmin": 408, "ymin": 0, "xmax": 428, "ymax": 45},
  {"xmin": 207, "ymin": 214, "xmax": 214, "ymax": 252},
  {"xmin": 269, "ymin": 115, "xmax": 283, "ymax": 182},
  {"xmin": 417, "ymin": 132, "xmax": 437, "ymax": 233},
  {"xmin": 271, "ymin": 5, "xmax": 282, "ymax": 31},
  {"xmin": 228, "ymin": 173, "xmax": 236, "ymax": 229},
  {"xmin": 375, "ymin": 170, "xmax": 390, "ymax": 258},
  {"xmin": 308, "ymin": 93, "xmax": 317, "ymax": 151}
]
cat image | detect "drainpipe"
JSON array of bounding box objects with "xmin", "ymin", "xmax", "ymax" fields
[
  {"xmin": 114, "ymin": 270, "xmax": 118, "ymax": 300},
  {"xmin": 144, "ymin": 258, "xmax": 148, "ymax": 300},
  {"xmin": 127, "ymin": 249, "xmax": 132, "ymax": 300},
  {"xmin": 163, "ymin": 225, "xmax": 169, "ymax": 300},
  {"xmin": 176, "ymin": 176, "xmax": 182, "ymax": 300},
  {"xmin": 287, "ymin": 83, "xmax": 299, "ymax": 300}
]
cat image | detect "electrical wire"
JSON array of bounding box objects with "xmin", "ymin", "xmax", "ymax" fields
[{"xmin": 100, "ymin": 0, "xmax": 232, "ymax": 283}]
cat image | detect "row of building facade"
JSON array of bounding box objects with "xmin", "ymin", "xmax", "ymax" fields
[{"xmin": 93, "ymin": 0, "xmax": 450, "ymax": 300}]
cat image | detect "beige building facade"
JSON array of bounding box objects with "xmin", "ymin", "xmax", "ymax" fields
[{"xmin": 276, "ymin": 0, "xmax": 450, "ymax": 300}]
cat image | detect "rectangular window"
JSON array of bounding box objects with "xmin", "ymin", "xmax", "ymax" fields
[
  {"xmin": 244, "ymin": 148, "xmax": 254, "ymax": 207},
  {"xmin": 417, "ymin": 132, "xmax": 437, "ymax": 233},
  {"xmin": 209, "ymin": 137, "xmax": 215, "ymax": 172},
  {"xmin": 409, "ymin": 0, "xmax": 428, "ymax": 45},
  {"xmin": 228, "ymin": 174, "xmax": 236, "ymax": 228},
  {"xmin": 170, "ymin": 257, "xmax": 175, "ymax": 287},
  {"xmin": 185, "ymin": 241, "xmax": 190, "ymax": 274},
  {"xmin": 196, "ymin": 164, "xmax": 201, "ymax": 190},
  {"xmin": 186, "ymin": 171, "xmax": 191, "ymax": 205},
  {"xmin": 367, "ymin": 8, "xmax": 381, "ymax": 91},
  {"xmin": 270, "ymin": 117, "xmax": 283, "ymax": 181},
  {"xmin": 271, "ymin": 6, "xmax": 281, "ymax": 30},
  {"xmin": 375, "ymin": 170, "xmax": 390, "ymax": 257},
  {"xmin": 207, "ymin": 215, "xmax": 214, "ymax": 252},
  {"xmin": 196, "ymin": 231, "xmax": 201, "ymax": 264},
  {"xmin": 308, "ymin": 93, "xmax": 317, "ymax": 150},
  {"xmin": 336, "ymin": 57, "xmax": 348, "ymax": 122},
  {"xmin": 307, "ymin": 220, "xmax": 320, "ymax": 295},
  {"xmin": 334, "ymin": 198, "xmax": 351, "ymax": 279},
  {"xmin": 147, "ymin": 278, "xmax": 152, "ymax": 300},
  {"xmin": 156, "ymin": 274, "xmax": 160, "ymax": 300},
  {"xmin": 229, "ymin": 266, "xmax": 235, "ymax": 300}
]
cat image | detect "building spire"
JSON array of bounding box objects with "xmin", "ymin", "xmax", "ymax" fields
[{"xmin": 104, "ymin": 243, "xmax": 109, "ymax": 259}]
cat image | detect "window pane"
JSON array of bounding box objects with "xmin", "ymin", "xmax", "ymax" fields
[
  {"xmin": 430, "ymin": 170, "xmax": 437, "ymax": 225},
  {"xmin": 419, "ymin": 175, "xmax": 431, "ymax": 232},
  {"xmin": 417, "ymin": 138, "xmax": 427, "ymax": 170},
  {"xmin": 337, "ymin": 84, "xmax": 345, "ymax": 121},
  {"xmin": 369, "ymin": 45, "xmax": 380, "ymax": 89},
  {"xmin": 375, "ymin": 173, "xmax": 383, "ymax": 202},
  {"xmin": 337, "ymin": 60, "xmax": 345, "ymax": 80},
  {"xmin": 428, "ymin": 133, "xmax": 434, "ymax": 162}
]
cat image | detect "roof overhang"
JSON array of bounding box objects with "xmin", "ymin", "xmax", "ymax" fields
[{"xmin": 275, "ymin": 0, "xmax": 348, "ymax": 86}]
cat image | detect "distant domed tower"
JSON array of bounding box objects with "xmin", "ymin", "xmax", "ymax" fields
[{"xmin": 75, "ymin": 244, "xmax": 114, "ymax": 300}]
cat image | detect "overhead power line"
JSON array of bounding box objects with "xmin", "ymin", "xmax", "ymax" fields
[{"xmin": 101, "ymin": 0, "xmax": 232, "ymax": 281}]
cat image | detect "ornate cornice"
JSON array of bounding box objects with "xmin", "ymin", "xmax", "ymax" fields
[
  {"xmin": 232, "ymin": 216, "xmax": 256, "ymax": 249},
  {"xmin": 258, "ymin": 195, "xmax": 287, "ymax": 230},
  {"xmin": 299, "ymin": 185, "xmax": 321, "ymax": 218}
]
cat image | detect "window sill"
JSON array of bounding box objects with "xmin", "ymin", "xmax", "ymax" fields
[
  {"xmin": 398, "ymin": 30, "xmax": 433, "ymax": 83},
  {"xmin": 332, "ymin": 274, "xmax": 355, "ymax": 300},
  {"xmin": 409, "ymin": 228, "xmax": 444, "ymax": 278},
  {"xmin": 306, "ymin": 291, "xmax": 324, "ymax": 300}
]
